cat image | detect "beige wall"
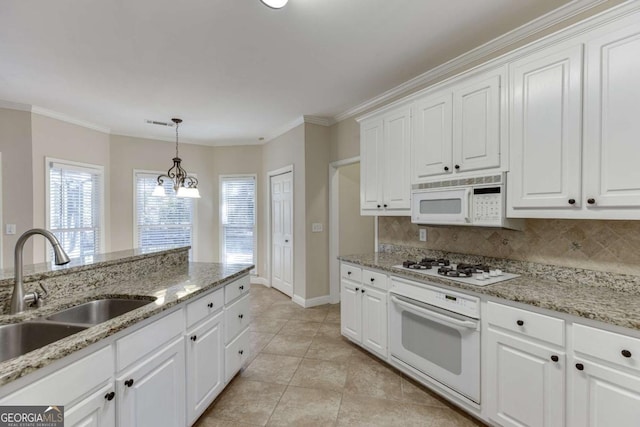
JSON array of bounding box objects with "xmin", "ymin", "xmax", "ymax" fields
[
  {"xmin": 31, "ymin": 114, "xmax": 112, "ymax": 263},
  {"xmin": 261, "ymin": 124, "xmax": 306, "ymax": 297},
  {"xmin": 0, "ymin": 108, "xmax": 34, "ymax": 268},
  {"xmin": 338, "ymin": 163, "xmax": 374, "ymax": 256}
]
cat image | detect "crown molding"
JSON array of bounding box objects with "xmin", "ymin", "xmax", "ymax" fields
[
  {"xmin": 0, "ymin": 100, "xmax": 32, "ymax": 112},
  {"xmin": 302, "ymin": 115, "xmax": 334, "ymax": 127},
  {"xmin": 333, "ymin": 0, "xmax": 608, "ymax": 123},
  {"xmin": 29, "ymin": 106, "xmax": 111, "ymax": 134}
]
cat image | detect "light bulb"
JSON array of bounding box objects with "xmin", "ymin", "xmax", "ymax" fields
[
  {"xmin": 260, "ymin": 0, "xmax": 288, "ymax": 9},
  {"xmin": 152, "ymin": 184, "xmax": 166, "ymax": 197}
]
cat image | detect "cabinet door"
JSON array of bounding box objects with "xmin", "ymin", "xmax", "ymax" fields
[
  {"xmin": 360, "ymin": 118, "xmax": 384, "ymax": 212},
  {"xmin": 382, "ymin": 108, "xmax": 411, "ymax": 210},
  {"xmin": 412, "ymin": 92, "xmax": 453, "ymax": 181},
  {"xmin": 508, "ymin": 44, "xmax": 583, "ymax": 213},
  {"xmin": 584, "ymin": 23, "xmax": 640, "ymax": 208},
  {"xmin": 186, "ymin": 311, "xmax": 224, "ymax": 425},
  {"xmin": 361, "ymin": 285, "xmax": 387, "ymax": 359},
  {"xmin": 571, "ymin": 359, "xmax": 640, "ymax": 427},
  {"xmin": 118, "ymin": 337, "xmax": 185, "ymax": 427},
  {"xmin": 452, "ymin": 71, "xmax": 502, "ymax": 173},
  {"xmin": 340, "ymin": 279, "xmax": 362, "ymax": 343},
  {"xmin": 65, "ymin": 384, "xmax": 116, "ymax": 427},
  {"xmin": 487, "ymin": 329, "xmax": 565, "ymax": 427}
]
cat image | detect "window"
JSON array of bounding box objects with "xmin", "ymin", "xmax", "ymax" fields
[
  {"xmin": 47, "ymin": 159, "xmax": 104, "ymax": 260},
  {"xmin": 135, "ymin": 171, "xmax": 195, "ymax": 254},
  {"xmin": 220, "ymin": 175, "xmax": 256, "ymax": 265}
]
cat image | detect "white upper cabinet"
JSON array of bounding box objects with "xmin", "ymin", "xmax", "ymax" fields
[
  {"xmin": 359, "ymin": 108, "xmax": 411, "ymax": 215},
  {"xmin": 584, "ymin": 20, "xmax": 640, "ymax": 210},
  {"xmin": 508, "ymin": 43, "xmax": 584, "ymax": 215},
  {"xmin": 411, "ymin": 67, "xmax": 505, "ymax": 184},
  {"xmin": 412, "ymin": 91, "xmax": 453, "ymax": 180},
  {"xmin": 453, "ymin": 71, "xmax": 502, "ymax": 173}
]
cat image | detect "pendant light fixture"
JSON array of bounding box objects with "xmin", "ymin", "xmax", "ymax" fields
[
  {"xmin": 152, "ymin": 118, "xmax": 201, "ymax": 198},
  {"xmin": 260, "ymin": 0, "xmax": 288, "ymax": 9}
]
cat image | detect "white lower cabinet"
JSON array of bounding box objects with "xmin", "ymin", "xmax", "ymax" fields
[
  {"xmin": 117, "ymin": 337, "xmax": 185, "ymax": 427},
  {"xmin": 65, "ymin": 383, "xmax": 116, "ymax": 427},
  {"xmin": 361, "ymin": 286, "xmax": 388, "ymax": 358},
  {"xmin": 340, "ymin": 278, "xmax": 362, "ymax": 342},
  {"xmin": 186, "ymin": 311, "xmax": 224, "ymax": 425}
]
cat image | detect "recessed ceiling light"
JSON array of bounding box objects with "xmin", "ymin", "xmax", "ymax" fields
[{"xmin": 260, "ymin": 0, "xmax": 288, "ymax": 9}]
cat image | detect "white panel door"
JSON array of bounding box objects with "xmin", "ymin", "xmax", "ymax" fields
[
  {"xmin": 584, "ymin": 23, "xmax": 640, "ymax": 208},
  {"xmin": 117, "ymin": 337, "xmax": 185, "ymax": 427},
  {"xmin": 412, "ymin": 92, "xmax": 453, "ymax": 181},
  {"xmin": 382, "ymin": 108, "xmax": 411, "ymax": 210},
  {"xmin": 487, "ymin": 329, "xmax": 565, "ymax": 427},
  {"xmin": 186, "ymin": 311, "xmax": 224, "ymax": 425},
  {"xmin": 453, "ymin": 71, "xmax": 502, "ymax": 173},
  {"xmin": 361, "ymin": 285, "xmax": 387, "ymax": 359},
  {"xmin": 508, "ymin": 43, "xmax": 583, "ymax": 212},
  {"xmin": 271, "ymin": 171, "xmax": 293, "ymax": 297},
  {"xmin": 340, "ymin": 280, "xmax": 361, "ymax": 343},
  {"xmin": 360, "ymin": 118, "xmax": 384, "ymax": 212},
  {"xmin": 65, "ymin": 384, "xmax": 115, "ymax": 427},
  {"xmin": 571, "ymin": 359, "xmax": 640, "ymax": 427}
]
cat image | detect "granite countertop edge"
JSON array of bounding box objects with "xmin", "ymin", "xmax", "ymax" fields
[
  {"xmin": 339, "ymin": 253, "xmax": 640, "ymax": 332},
  {"xmin": 0, "ymin": 262, "xmax": 253, "ymax": 387}
]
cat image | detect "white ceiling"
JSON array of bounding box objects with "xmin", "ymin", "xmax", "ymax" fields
[{"xmin": 0, "ymin": 0, "xmax": 580, "ymax": 146}]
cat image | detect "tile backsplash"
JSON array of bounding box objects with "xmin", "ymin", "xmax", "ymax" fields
[{"xmin": 379, "ymin": 217, "xmax": 640, "ymax": 276}]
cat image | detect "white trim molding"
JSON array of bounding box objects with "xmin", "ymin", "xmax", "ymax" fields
[
  {"xmin": 333, "ymin": 0, "xmax": 609, "ymax": 123},
  {"xmin": 250, "ymin": 276, "xmax": 270, "ymax": 287},
  {"xmin": 292, "ymin": 294, "xmax": 332, "ymax": 308}
]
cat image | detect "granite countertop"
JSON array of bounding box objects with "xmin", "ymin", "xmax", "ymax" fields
[
  {"xmin": 0, "ymin": 261, "xmax": 253, "ymax": 386},
  {"xmin": 339, "ymin": 252, "xmax": 640, "ymax": 331}
]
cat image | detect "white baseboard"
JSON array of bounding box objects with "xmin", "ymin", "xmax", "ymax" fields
[
  {"xmin": 292, "ymin": 294, "xmax": 332, "ymax": 308},
  {"xmin": 250, "ymin": 276, "xmax": 270, "ymax": 287}
]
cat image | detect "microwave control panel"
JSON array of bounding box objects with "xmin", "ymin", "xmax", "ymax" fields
[{"xmin": 472, "ymin": 187, "xmax": 502, "ymax": 226}]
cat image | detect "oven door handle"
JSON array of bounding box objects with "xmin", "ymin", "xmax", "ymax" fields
[{"xmin": 390, "ymin": 295, "xmax": 478, "ymax": 330}]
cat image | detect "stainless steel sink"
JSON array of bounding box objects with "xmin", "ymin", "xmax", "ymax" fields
[
  {"xmin": 46, "ymin": 298, "xmax": 154, "ymax": 325},
  {"xmin": 0, "ymin": 322, "xmax": 87, "ymax": 363}
]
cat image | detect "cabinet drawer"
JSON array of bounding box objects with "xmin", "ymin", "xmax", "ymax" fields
[
  {"xmin": 574, "ymin": 324, "xmax": 640, "ymax": 372},
  {"xmin": 186, "ymin": 288, "xmax": 224, "ymax": 328},
  {"xmin": 225, "ymin": 293, "xmax": 250, "ymax": 343},
  {"xmin": 224, "ymin": 275, "xmax": 250, "ymax": 305},
  {"xmin": 225, "ymin": 327, "xmax": 249, "ymax": 382},
  {"xmin": 116, "ymin": 309, "xmax": 184, "ymax": 371},
  {"xmin": 487, "ymin": 302, "xmax": 564, "ymax": 346},
  {"xmin": 341, "ymin": 264, "xmax": 362, "ymax": 283},
  {"xmin": 0, "ymin": 345, "xmax": 113, "ymax": 405},
  {"xmin": 362, "ymin": 269, "xmax": 388, "ymax": 291}
]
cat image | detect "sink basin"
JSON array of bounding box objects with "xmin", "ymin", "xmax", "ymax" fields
[
  {"xmin": 46, "ymin": 298, "xmax": 154, "ymax": 325},
  {"xmin": 0, "ymin": 322, "xmax": 87, "ymax": 363}
]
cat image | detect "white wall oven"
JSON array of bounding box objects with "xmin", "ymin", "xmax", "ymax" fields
[{"xmin": 389, "ymin": 277, "xmax": 480, "ymax": 404}]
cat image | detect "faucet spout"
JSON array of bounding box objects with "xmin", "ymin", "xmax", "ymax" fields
[{"xmin": 10, "ymin": 229, "xmax": 71, "ymax": 314}]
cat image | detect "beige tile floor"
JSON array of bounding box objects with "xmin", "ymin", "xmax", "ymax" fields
[{"xmin": 195, "ymin": 285, "xmax": 486, "ymax": 427}]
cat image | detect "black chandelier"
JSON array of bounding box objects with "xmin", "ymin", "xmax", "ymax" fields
[{"xmin": 153, "ymin": 118, "xmax": 200, "ymax": 198}]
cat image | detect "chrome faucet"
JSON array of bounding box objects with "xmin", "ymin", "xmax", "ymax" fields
[{"xmin": 10, "ymin": 229, "xmax": 71, "ymax": 314}]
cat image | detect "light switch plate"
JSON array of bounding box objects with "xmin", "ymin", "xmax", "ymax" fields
[
  {"xmin": 419, "ymin": 229, "xmax": 427, "ymax": 241},
  {"xmin": 5, "ymin": 224, "xmax": 16, "ymax": 235},
  {"xmin": 312, "ymin": 223, "xmax": 323, "ymax": 233}
]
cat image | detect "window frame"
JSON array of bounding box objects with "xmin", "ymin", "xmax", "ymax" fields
[
  {"xmin": 45, "ymin": 157, "xmax": 105, "ymax": 261},
  {"xmin": 219, "ymin": 174, "xmax": 257, "ymax": 271},
  {"xmin": 132, "ymin": 169, "xmax": 198, "ymax": 259}
]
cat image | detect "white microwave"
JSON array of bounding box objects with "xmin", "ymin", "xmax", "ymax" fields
[{"xmin": 411, "ymin": 175, "xmax": 523, "ymax": 230}]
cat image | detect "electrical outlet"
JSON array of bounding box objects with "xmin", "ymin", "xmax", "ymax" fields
[
  {"xmin": 419, "ymin": 229, "xmax": 427, "ymax": 242},
  {"xmin": 312, "ymin": 223, "xmax": 323, "ymax": 232},
  {"xmin": 5, "ymin": 224, "xmax": 16, "ymax": 235}
]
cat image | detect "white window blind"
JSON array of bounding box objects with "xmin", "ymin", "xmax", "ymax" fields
[
  {"xmin": 221, "ymin": 176, "xmax": 256, "ymax": 265},
  {"xmin": 136, "ymin": 172, "xmax": 194, "ymax": 253},
  {"xmin": 48, "ymin": 160, "xmax": 103, "ymax": 260}
]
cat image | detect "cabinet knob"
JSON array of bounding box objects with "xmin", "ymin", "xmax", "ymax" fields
[
  {"xmin": 377, "ymin": 204, "xmax": 381, "ymax": 208},
  {"xmin": 361, "ymin": 289, "xmax": 365, "ymax": 293},
  {"xmin": 347, "ymin": 271, "xmax": 352, "ymax": 275},
  {"xmin": 622, "ymin": 349, "xmax": 632, "ymax": 358},
  {"xmin": 238, "ymin": 349, "xmax": 244, "ymax": 355},
  {"xmin": 454, "ymin": 165, "xmax": 460, "ymax": 170},
  {"xmin": 383, "ymin": 204, "xmax": 388, "ymax": 208},
  {"xmin": 125, "ymin": 379, "xmax": 134, "ymax": 387},
  {"xmin": 207, "ymin": 302, "xmax": 214, "ymax": 308},
  {"xmin": 516, "ymin": 320, "xmax": 524, "ymax": 326},
  {"xmin": 191, "ymin": 335, "xmax": 197, "ymax": 341},
  {"xmin": 239, "ymin": 285, "xmax": 245, "ymax": 290},
  {"xmin": 587, "ymin": 198, "xmax": 596, "ymax": 205},
  {"xmin": 355, "ymin": 287, "xmax": 360, "ymax": 291},
  {"xmin": 238, "ymin": 314, "xmax": 244, "ymax": 319},
  {"xmin": 285, "ymin": 239, "xmax": 289, "ymax": 243},
  {"xmin": 104, "ymin": 391, "xmax": 115, "ymax": 401},
  {"xmin": 444, "ymin": 166, "xmax": 449, "ymax": 171},
  {"xmin": 575, "ymin": 363, "xmax": 584, "ymax": 371},
  {"xmin": 568, "ymin": 199, "xmax": 576, "ymax": 205},
  {"xmin": 550, "ymin": 355, "xmax": 559, "ymax": 362},
  {"xmin": 370, "ymin": 278, "xmax": 375, "ymax": 282}
]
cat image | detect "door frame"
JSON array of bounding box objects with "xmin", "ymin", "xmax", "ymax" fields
[
  {"xmin": 267, "ymin": 165, "xmax": 294, "ymax": 294},
  {"xmin": 329, "ymin": 156, "xmax": 362, "ymax": 304}
]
